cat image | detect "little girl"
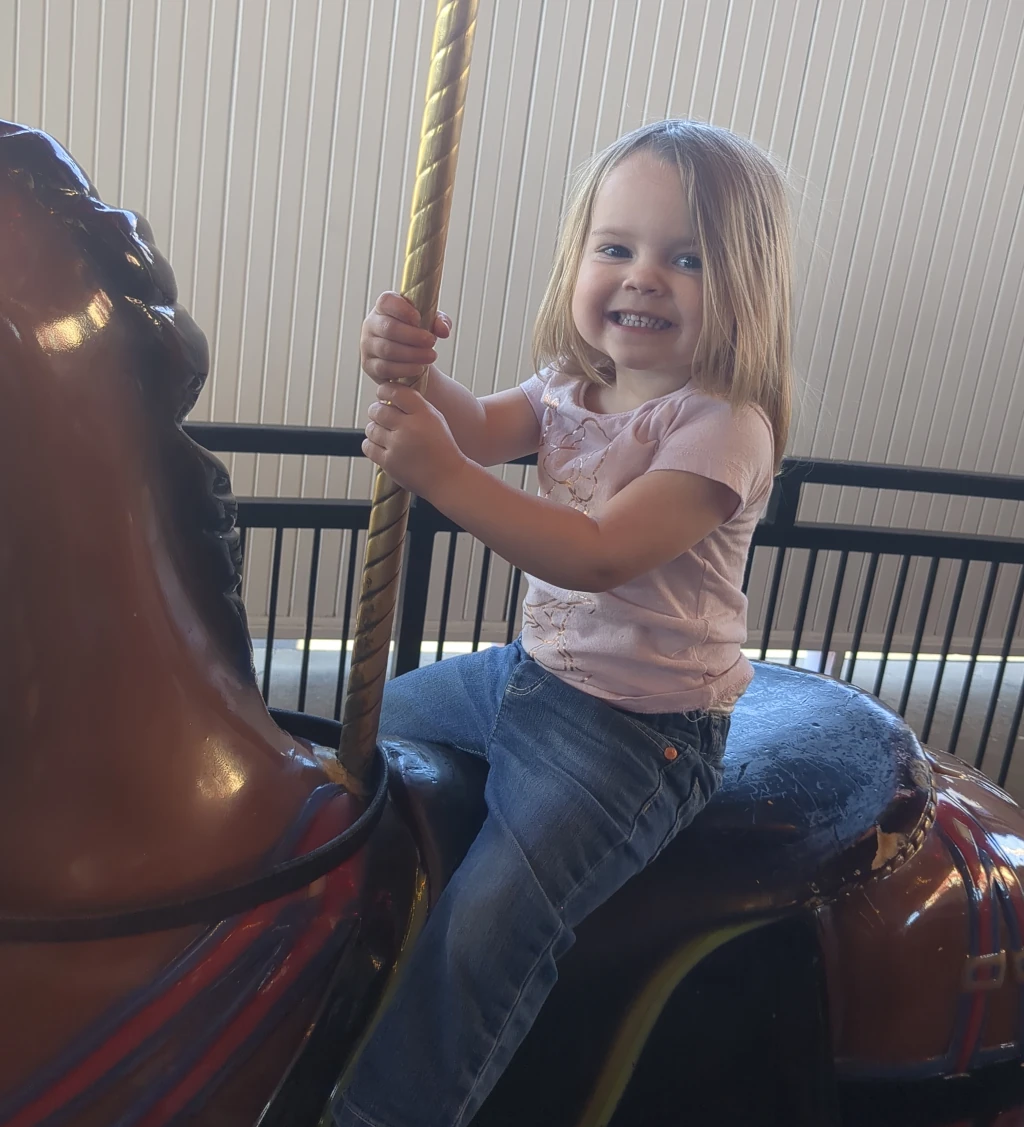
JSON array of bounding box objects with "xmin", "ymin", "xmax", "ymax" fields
[{"xmin": 335, "ymin": 119, "xmax": 792, "ymax": 1127}]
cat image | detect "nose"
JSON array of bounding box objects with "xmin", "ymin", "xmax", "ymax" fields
[{"xmin": 623, "ymin": 258, "xmax": 664, "ymax": 295}]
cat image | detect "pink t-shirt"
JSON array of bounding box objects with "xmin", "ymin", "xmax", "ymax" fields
[{"xmin": 518, "ymin": 370, "xmax": 775, "ymax": 714}]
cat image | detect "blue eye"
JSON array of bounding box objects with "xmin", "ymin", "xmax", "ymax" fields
[
  {"xmin": 676, "ymin": 253, "xmax": 702, "ymax": 270},
  {"xmin": 597, "ymin": 244, "xmax": 631, "ymax": 259}
]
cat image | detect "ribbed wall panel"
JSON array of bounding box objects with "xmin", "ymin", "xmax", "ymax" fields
[{"xmin": 3, "ymin": 0, "xmax": 1023, "ymax": 647}]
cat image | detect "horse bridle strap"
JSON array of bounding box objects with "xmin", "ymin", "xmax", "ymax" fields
[{"xmin": 0, "ymin": 750, "xmax": 390, "ymax": 943}]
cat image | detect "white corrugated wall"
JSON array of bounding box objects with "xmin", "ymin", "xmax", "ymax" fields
[{"xmin": 2, "ymin": 0, "xmax": 1023, "ymax": 648}]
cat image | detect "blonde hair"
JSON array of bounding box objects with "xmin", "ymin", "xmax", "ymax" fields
[{"xmin": 533, "ymin": 120, "xmax": 793, "ymax": 467}]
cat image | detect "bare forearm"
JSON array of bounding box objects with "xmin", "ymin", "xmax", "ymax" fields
[
  {"xmin": 420, "ymin": 367, "xmax": 489, "ymax": 462},
  {"xmin": 428, "ymin": 462, "xmax": 614, "ymax": 592}
]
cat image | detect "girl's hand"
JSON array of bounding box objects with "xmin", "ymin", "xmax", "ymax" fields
[
  {"xmin": 363, "ymin": 381, "xmax": 467, "ymax": 498},
  {"xmin": 360, "ymin": 291, "xmax": 452, "ymax": 385}
]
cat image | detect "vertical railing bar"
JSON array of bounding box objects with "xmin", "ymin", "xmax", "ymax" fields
[
  {"xmin": 948, "ymin": 558, "xmax": 997, "ymax": 760},
  {"xmin": 873, "ymin": 554, "xmax": 911, "ymax": 698},
  {"xmin": 334, "ymin": 529, "xmax": 361, "ymax": 722},
  {"xmin": 471, "ymin": 545, "xmax": 492, "ymax": 651},
  {"xmin": 789, "ymin": 549, "xmax": 818, "ymax": 666},
  {"xmin": 297, "ymin": 527, "xmax": 322, "ymax": 713},
  {"xmin": 758, "ymin": 547, "xmax": 787, "ymax": 661},
  {"xmin": 998, "ymin": 675, "xmax": 1024, "ymax": 789},
  {"xmin": 505, "ymin": 567, "xmax": 523, "ymax": 645},
  {"xmin": 393, "ymin": 512, "xmax": 438, "ymax": 676},
  {"xmin": 978, "ymin": 566, "xmax": 1024, "ymax": 768},
  {"xmin": 742, "ymin": 543, "xmax": 755, "ymax": 595},
  {"xmin": 435, "ymin": 531, "xmax": 459, "ymax": 662},
  {"xmin": 844, "ymin": 552, "xmax": 880, "ymax": 682},
  {"xmin": 500, "ymin": 552, "xmax": 514, "ymax": 624},
  {"xmin": 922, "ymin": 557, "xmax": 970, "ymax": 744},
  {"xmin": 818, "ymin": 551, "xmax": 849, "ymax": 675},
  {"xmin": 262, "ymin": 527, "xmax": 285, "ymax": 700},
  {"xmin": 899, "ymin": 556, "xmax": 941, "ymax": 717},
  {"xmin": 238, "ymin": 525, "xmax": 248, "ymax": 561}
]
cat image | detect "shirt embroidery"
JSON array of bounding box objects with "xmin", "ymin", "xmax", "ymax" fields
[
  {"xmin": 540, "ymin": 407, "xmax": 613, "ymax": 515},
  {"xmin": 522, "ymin": 591, "xmax": 596, "ymax": 679}
]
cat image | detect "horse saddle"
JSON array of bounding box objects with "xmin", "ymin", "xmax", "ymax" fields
[{"xmin": 382, "ymin": 660, "xmax": 933, "ymax": 933}]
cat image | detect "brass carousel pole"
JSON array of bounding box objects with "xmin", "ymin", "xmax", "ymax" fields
[{"xmin": 336, "ymin": 0, "xmax": 478, "ymax": 794}]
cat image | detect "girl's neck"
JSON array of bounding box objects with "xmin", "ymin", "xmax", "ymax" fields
[{"xmin": 586, "ymin": 367, "xmax": 692, "ymax": 414}]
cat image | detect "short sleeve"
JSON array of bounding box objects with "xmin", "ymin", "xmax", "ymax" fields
[
  {"xmin": 519, "ymin": 372, "xmax": 548, "ymax": 424},
  {"xmin": 647, "ymin": 397, "xmax": 775, "ymax": 518}
]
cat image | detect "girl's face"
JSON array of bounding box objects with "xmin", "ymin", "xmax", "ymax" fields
[{"xmin": 571, "ymin": 152, "xmax": 704, "ymax": 391}]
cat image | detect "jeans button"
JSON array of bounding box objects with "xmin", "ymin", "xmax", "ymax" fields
[{"xmin": 664, "ymin": 746, "xmax": 678, "ymax": 761}]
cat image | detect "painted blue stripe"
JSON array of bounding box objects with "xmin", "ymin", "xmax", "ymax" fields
[
  {"xmin": 40, "ymin": 918, "xmax": 304, "ymax": 1127},
  {"xmin": 0, "ymin": 785, "xmax": 342, "ymax": 1123},
  {"xmin": 264, "ymin": 784, "xmax": 347, "ymax": 865},
  {"xmin": 935, "ymin": 823, "xmax": 981, "ymax": 1076},
  {"xmin": 0, "ymin": 920, "xmax": 234, "ymax": 1122},
  {"xmin": 975, "ymin": 833, "xmax": 1024, "ymax": 1057},
  {"xmin": 7, "ymin": 900, "xmax": 312, "ymax": 1127},
  {"xmin": 966, "ymin": 853, "xmax": 1003, "ymax": 1072},
  {"xmin": 166, "ymin": 917, "xmax": 359, "ymax": 1125}
]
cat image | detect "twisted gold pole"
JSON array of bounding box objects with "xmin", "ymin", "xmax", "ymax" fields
[{"xmin": 336, "ymin": 0, "xmax": 478, "ymax": 791}]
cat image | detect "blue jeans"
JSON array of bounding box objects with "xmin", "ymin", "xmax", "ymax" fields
[{"xmin": 333, "ymin": 641, "xmax": 728, "ymax": 1127}]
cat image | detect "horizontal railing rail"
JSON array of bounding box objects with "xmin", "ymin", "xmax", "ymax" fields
[{"xmin": 184, "ymin": 422, "xmax": 1024, "ymax": 791}]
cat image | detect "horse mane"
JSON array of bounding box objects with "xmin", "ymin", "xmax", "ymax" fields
[{"xmin": 0, "ymin": 123, "xmax": 257, "ymax": 681}]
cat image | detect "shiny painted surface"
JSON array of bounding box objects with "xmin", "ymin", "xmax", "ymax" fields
[
  {"xmin": 823, "ymin": 749, "xmax": 1024, "ymax": 1081},
  {"xmin": 0, "ymin": 121, "xmax": 330, "ymax": 916},
  {"xmin": 6, "ymin": 115, "xmax": 1024, "ymax": 1126},
  {"xmin": 0, "ymin": 121, "xmax": 395, "ymax": 1125}
]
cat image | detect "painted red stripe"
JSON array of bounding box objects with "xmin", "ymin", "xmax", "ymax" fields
[
  {"xmin": 9, "ymin": 791, "xmax": 361, "ymax": 1127},
  {"xmin": 935, "ymin": 796, "xmax": 996, "ymax": 1075},
  {"xmin": 967, "ymin": 805, "xmax": 1024, "ymax": 947},
  {"xmin": 140, "ymin": 796, "xmax": 363, "ymax": 1123}
]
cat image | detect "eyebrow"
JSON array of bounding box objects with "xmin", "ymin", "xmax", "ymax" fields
[{"xmin": 589, "ymin": 227, "xmax": 699, "ymax": 248}]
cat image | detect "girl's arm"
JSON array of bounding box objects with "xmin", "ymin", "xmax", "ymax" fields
[
  {"xmin": 431, "ymin": 463, "xmax": 733, "ymax": 591},
  {"xmin": 361, "ymin": 292, "xmax": 539, "ymax": 466},
  {"xmin": 419, "ymin": 374, "xmax": 540, "ymax": 467},
  {"xmin": 363, "ymin": 383, "xmax": 735, "ymax": 592}
]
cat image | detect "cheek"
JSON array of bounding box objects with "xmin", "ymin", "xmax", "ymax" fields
[
  {"xmin": 680, "ymin": 283, "xmax": 704, "ymax": 330},
  {"xmin": 570, "ymin": 285, "xmax": 593, "ymax": 334},
  {"xmin": 572, "ymin": 269, "xmax": 607, "ymax": 323}
]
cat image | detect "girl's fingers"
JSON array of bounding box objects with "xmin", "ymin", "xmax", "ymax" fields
[
  {"xmin": 367, "ymin": 401, "xmax": 400, "ymax": 427},
  {"xmin": 375, "ymin": 291, "xmax": 422, "ymax": 325},
  {"xmin": 364, "ymin": 420, "xmax": 389, "ymax": 446},
  {"xmin": 364, "ymin": 358, "xmax": 432, "ymax": 383},
  {"xmin": 375, "ymin": 382, "xmax": 417, "ymax": 410},
  {"xmin": 369, "ymin": 313, "xmax": 437, "ymax": 350},
  {"xmin": 371, "ymin": 335, "xmax": 437, "ymax": 363}
]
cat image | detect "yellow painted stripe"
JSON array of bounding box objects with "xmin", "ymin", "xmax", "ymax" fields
[{"xmin": 576, "ymin": 918, "xmax": 773, "ymax": 1127}]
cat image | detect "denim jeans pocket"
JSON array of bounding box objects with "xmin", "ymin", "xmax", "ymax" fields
[
  {"xmin": 615, "ymin": 709, "xmax": 730, "ymax": 861},
  {"xmin": 502, "ymin": 655, "xmax": 551, "ymax": 698}
]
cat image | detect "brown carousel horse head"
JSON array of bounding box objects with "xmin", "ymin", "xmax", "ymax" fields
[
  {"xmin": 0, "ymin": 120, "xmax": 341, "ymax": 915},
  {"xmin": 0, "ymin": 122, "xmax": 401, "ymax": 1127}
]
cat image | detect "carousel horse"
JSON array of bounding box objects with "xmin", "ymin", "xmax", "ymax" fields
[
  {"xmin": 3, "ymin": 120, "xmax": 1024, "ymax": 1127},
  {"xmin": 0, "ymin": 121, "xmax": 411, "ymax": 1127}
]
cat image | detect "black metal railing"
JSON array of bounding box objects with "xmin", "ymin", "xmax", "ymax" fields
[{"xmin": 186, "ymin": 422, "xmax": 1024, "ymax": 791}]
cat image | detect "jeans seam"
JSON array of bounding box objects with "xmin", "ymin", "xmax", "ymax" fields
[
  {"xmin": 504, "ymin": 670, "xmax": 547, "ymax": 697},
  {"xmin": 560, "ymin": 779, "xmax": 662, "ymax": 917},
  {"xmin": 454, "ymin": 802, "xmax": 566, "ymax": 1125},
  {"xmin": 617, "ymin": 710, "xmax": 671, "ymax": 754},
  {"xmin": 336, "ymin": 1097, "xmax": 391, "ymax": 1127},
  {"xmin": 485, "ymin": 657, "xmax": 532, "ymax": 754}
]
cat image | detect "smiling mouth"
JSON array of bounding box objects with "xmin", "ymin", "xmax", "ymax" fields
[{"xmin": 609, "ymin": 311, "xmax": 673, "ymax": 330}]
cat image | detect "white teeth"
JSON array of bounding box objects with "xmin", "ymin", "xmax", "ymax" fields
[{"xmin": 614, "ymin": 312, "xmax": 670, "ymax": 329}]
